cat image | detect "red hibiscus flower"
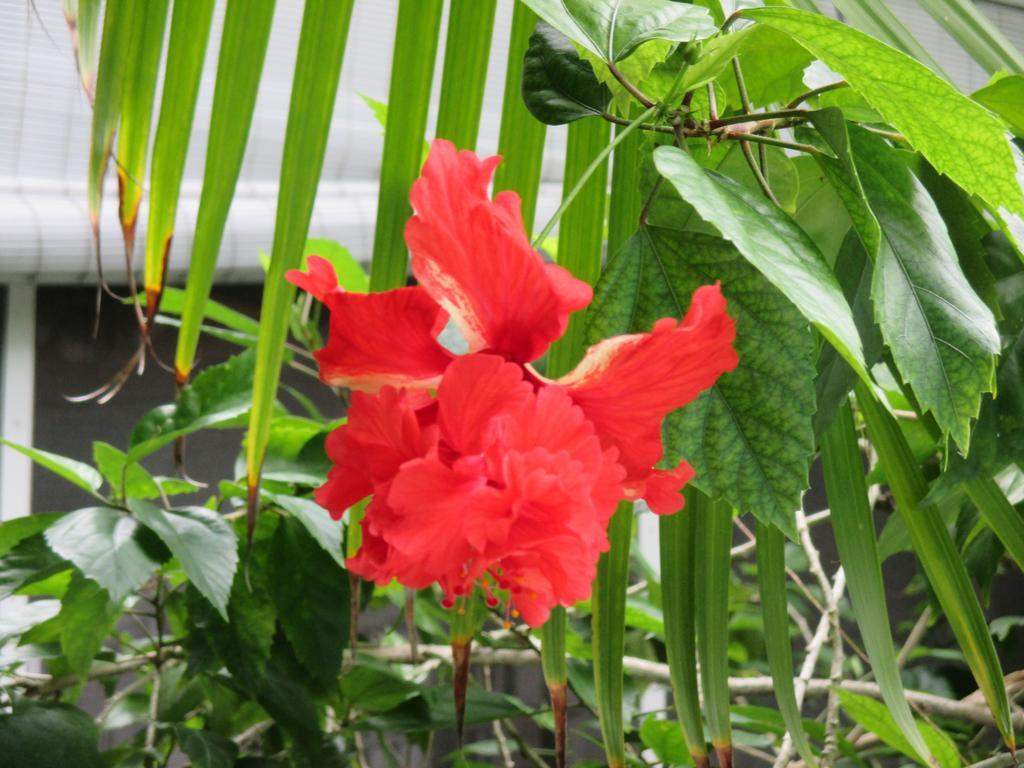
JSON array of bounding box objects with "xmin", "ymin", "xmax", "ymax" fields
[{"xmin": 287, "ymin": 139, "xmax": 738, "ymax": 626}]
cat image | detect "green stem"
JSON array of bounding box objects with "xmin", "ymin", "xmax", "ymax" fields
[
  {"xmin": 660, "ymin": 505, "xmax": 709, "ymax": 766},
  {"xmin": 532, "ymin": 106, "xmax": 658, "ymax": 248},
  {"xmin": 592, "ymin": 502, "xmax": 633, "ymax": 768},
  {"xmin": 722, "ymin": 131, "xmax": 822, "ymax": 155}
]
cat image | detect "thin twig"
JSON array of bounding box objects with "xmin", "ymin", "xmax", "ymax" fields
[
  {"xmin": 607, "ymin": 61, "xmax": 656, "ymax": 108},
  {"xmin": 721, "ymin": 131, "xmax": 822, "ymax": 155},
  {"xmin": 484, "ymin": 665, "xmax": 516, "ymax": 768},
  {"xmin": 787, "ymin": 81, "xmax": 848, "ymax": 109}
]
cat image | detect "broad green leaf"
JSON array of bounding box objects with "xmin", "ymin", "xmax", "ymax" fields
[
  {"xmin": 660, "ymin": 506, "xmax": 708, "ymax": 764},
  {"xmin": 589, "ymin": 228, "xmax": 813, "ymax": 535},
  {"xmin": 247, "ymin": 0, "xmax": 356, "ymax": 542},
  {"xmin": 821, "ymin": 400, "xmax": 932, "ymax": 765},
  {"xmin": 857, "ymin": 382, "xmax": 1015, "ymax": 749},
  {"xmin": 791, "ymin": 156, "xmax": 851, "ymax": 263},
  {"xmin": 964, "ymin": 475, "xmax": 1024, "ymax": 574},
  {"xmin": 812, "ymin": 233, "xmax": 883, "ymax": 437},
  {"xmin": 267, "ymin": 517, "xmax": 349, "ymax": 682},
  {"xmin": 654, "ymin": 145, "xmax": 867, "ymax": 383},
  {"xmin": 143, "ymin": 0, "xmax": 216, "ymax": 313},
  {"xmin": 0, "ymin": 599, "xmax": 61, "ymax": 645},
  {"xmin": 174, "ymin": 725, "xmax": 239, "ymax": 768},
  {"xmin": 130, "ymin": 501, "xmax": 238, "ymax": 619},
  {"xmin": 0, "ymin": 439, "xmax": 102, "ymax": 496},
  {"xmin": 973, "ymin": 74, "xmax": 1024, "ymax": 137},
  {"xmin": 741, "ymin": 7, "xmax": 1024, "ymax": 250},
  {"xmin": 493, "ymin": 2, "xmax": 548, "ymax": 233},
  {"xmin": 647, "ymin": 141, "xmax": 800, "ymax": 228},
  {"xmin": 851, "ymin": 128, "xmax": 1000, "ymax": 450},
  {"xmin": 58, "ymin": 571, "xmax": 120, "ymax": 678},
  {"xmin": 522, "ymin": 0, "xmax": 716, "ymax": 62},
  {"xmin": 129, "ymin": 350, "xmax": 254, "ymax": 461},
  {"xmin": 584, "ymin": 39, "xmax": 673, "ymax": 115},
  {"xmin": 115, "ymin": 0, "xmax": 169, "ymax": 248},
  {"xmin": 0, "ymin": 513, "xmax": 62, "ymax": 558},
  {"xmin": 522, "ymin": 22, "xmax": 612, "ymax": 125},
  {"xmin": 174, "ymin": 0, "xmax": 276, "ymax": 382},
  {"xmin": 755, "ymin": 521, "xmax": 818, "ymax": 767},
  {"xmin": 92, "ymin": 441, "xmax": 160, "ymax": 500},
  {"xmin": 45, "ymin": 507, "xmax": 156, "ymax": 602},
  {"xmin": 916, "ymin": 161, "xmax": 1003, "ymax": 320},
  {"xmin": 694, "ymin": 492, "xmax": 732, "ymax": 763},
  {"xmin": 829, "ymin": 0, "xmax": 947, "ymax": 75},
  {"xmin": 916, "ymin": 0, "xmax": 1024, "ymax": 75},
  {"xmin": 591, "ymin": 502, "xmax": 633, "ymax": 767},
  {"xmin": 644, "ymin": 28, "xmax": 753, "ymax": 100},
  {"xmin": 435, "ymin": 0, "xmax": 496, "ymax": 149},
  {"xmin": 185, "ymin": 533, "xmax": 276, "ymax": 692},
  {"xmin": 802, "ymin": 109, "xmax": 880, "ymax": 256},
  {"xmin": 719, "ymin": 25, "xmax": 813, "ymax": 108},
  {"xmin": 270, "ymin": 494, "xmax": 344, "ymax": 567},
  {"xmin": 640, "ymin": 716, "xmax": 694, "ymax": 766},
  {"xmin": 837, "ymin": 689, "xmax": 959, "ymax": 768},
  {"xmin": 0, "ymin": 704, "xmax": 104, "ymax": 768},
  {"xmin": 304, "ymin": 239, "xmax": 368, "ymax": 294},
  {"xmin": 87, "ymin": 0, "xmax": 137, "ymax": 246},
  {"xmin": 0, "ymin": 534, "xmax": 70, "ymax": 600},
  {"xmin": 341, "ymin": 664, "xmax": 420, "ymax": 713},
  {"xmin": 368, "ymin": 0, "xmax": 443, "ymax": 292}
]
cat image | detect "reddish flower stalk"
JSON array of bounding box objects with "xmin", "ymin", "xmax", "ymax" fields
[{"xmin": 288, "ymin": 139, "xmax": 738, "ymax": 628}]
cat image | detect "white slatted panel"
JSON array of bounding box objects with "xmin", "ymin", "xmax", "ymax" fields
[{"xmin": 0, "ymin": 0, "xmax": 567, "ymax": 282}]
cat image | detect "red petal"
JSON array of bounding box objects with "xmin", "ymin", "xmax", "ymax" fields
[
  {"xmin": 385, "ymin": 455, "xmax": 508, "ymax": 588},
  {"xmin": 639, "ymin": 463, "xmax": 696, "ymax": 515},
  {"xmin": 436, "ymin": 354, "xmax": 533, "ymax": 455},
  {"xmin": 315, "ymin": 388, "xmax": 436, "ymax": 518},
  {"xmin": 288, "ymin": 256, "xmax": 453, "ymax": 392},
  {"xmin": 406, "ymin": 139, "xmax": 591, "ymax": 363},
  {"xmin": 559, "ymin": 284, "xmax": 738, "ymax": 502}
]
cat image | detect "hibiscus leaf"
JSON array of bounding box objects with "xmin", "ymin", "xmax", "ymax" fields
[
  {"xmin": 269, "ymin": 494, "xmax": 344, "ymax": 568},
  {"xmin": 58, "ymin": 571, "xmax": 121, "ymax": 678},
  {"xmin": 522, "ymin": 21, "xmax": 612, "ymax": 125},
  {"xmin": 801, "ymin": 108, "xmax": 880, "ymax": 257},
  {"xmin": 653, "ymin": 145, "xmax": 868, "ymax": 385},
  {"xmin": 130, "ymin": 501, "xmax": 237, "ymax": 620},
  {"xmin": 174, "ymin": 726, "xmax": 239, "ymax": 768},
  {"xmin": 588, "ymin": 228, "xmax": 815, "ymax": 537},
  {"xmin": 0, "ymin": 439, "xmax": 103, "ymax": 497},
  {"xmin": 813, "ymin": 231, "xmax": 884, "ymax": 438},
  {"xmin": 128, "ymin": 350, "xmax": 255, "ymax": 462},
  {"xmin": 0, "ymin": 703, "xmax": 104, "ymax": 768},
  {"xmin": 973, "ymin": 74, "xmax": 1024, "ymax": 137},
  {"xmin": 837, "ymin": 689, "xmax": 959, "ymax": 768},
  {"xmin": 45, "ymin": 507, "xmax": 156, "ymax": 602},
  {"xmin": 851, "ymin": 127, "xmax": 1000, "ymax": 450},
  {"xmin": 267, "ymin": 516, "xmax": 349, "ymax": 684},
  {"xmin": 741, "ymin": 7, "xmax": 1024, "ymax": 252},
  {"xmin": 522, "ymin": 0, "xmax": 717, "ymax": 63}
]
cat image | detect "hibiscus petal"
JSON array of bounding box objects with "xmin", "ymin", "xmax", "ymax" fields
[
  {"xmin": 315, "ymin": 388, "xmax": 435, "ymax": 518},
  {"xmin": 436, "ymin": 353, "xmax": 533, "ymax": 455},
  {"xmin": 558, "ymin": 284, "xmax": 739, "ymax": 502},
  {"xmin": 405, "ymin": 139, "xmax": 591, "ymax": 363},
  {"xmin": 287, "ymin": 256, "xmax": 452, "ymax": 391},
  {"xmin": 638, "ymin": 463, "xmax": 696, "ymax": 515},
  {"xmin": 386, "ymin": 455, "xmax": 509, "ymax": 587}
]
